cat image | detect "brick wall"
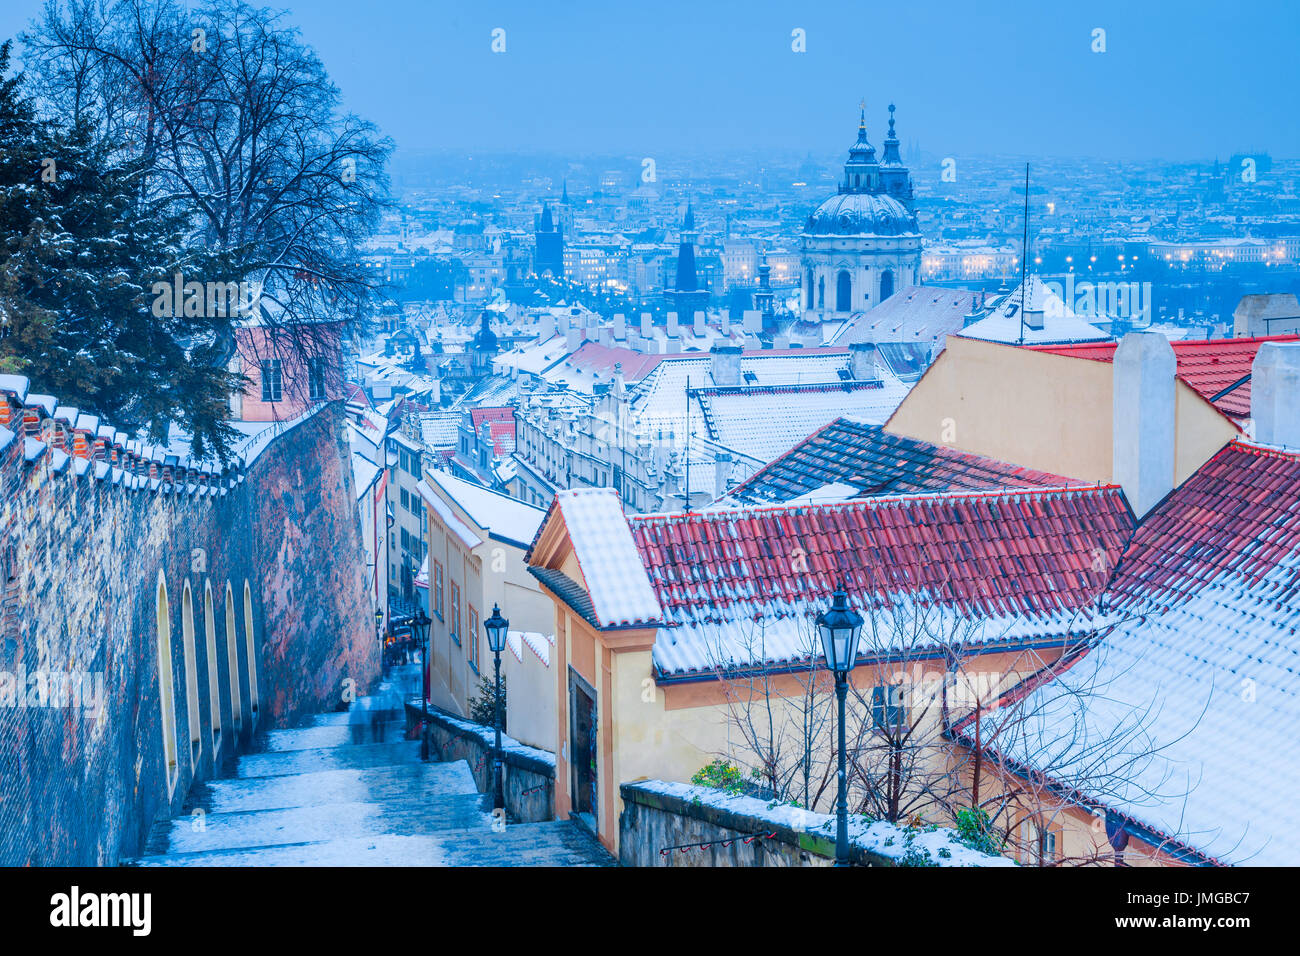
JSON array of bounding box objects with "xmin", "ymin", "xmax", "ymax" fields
[{"xmin": 0, "ymin": 401, "xmax": 376, "ymax": 865}]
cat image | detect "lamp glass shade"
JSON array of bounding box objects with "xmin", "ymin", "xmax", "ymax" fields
[
  {"xmin": 816, "ymin": 589, "xmax": 863, "ymax": 673},
  {"xmin": 484, "ymin": 604, "xmax": 509, "ymax": 654}
]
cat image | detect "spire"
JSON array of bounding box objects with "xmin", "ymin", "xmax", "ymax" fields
[
  {"xmin": 857, "ymin": 98, "xmax": 868, "ymax": 144},
  {"xmin": 881, "ymin": 103, "xmax": 903, "ymax": 166},
  {"xmin": 683, "ymin": 199, "xmax": 695, "ymax": 233},
  {"xmin": 561, "ymin": 178, "xmax": 569, "ymax": 203},
  {"xmin": 539, "ymin": 202, "xmax": 554, "ymax": 232}
]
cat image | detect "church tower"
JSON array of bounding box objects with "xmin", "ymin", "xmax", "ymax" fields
[
  {"xmin": 800, "ymin": 104, "xmax": 922, "ymax": 319},
  {"xmin": 535, "ymin": 201, "xmax": 564, "ymax": 277},
  {"xmin": 671, "ymin": 200, "xmax": 709, "ymax": 316}
]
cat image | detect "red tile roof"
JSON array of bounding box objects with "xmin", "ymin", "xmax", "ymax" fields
[
  {"xmin": 629, "ymin": 486, "xmax": 1134, "ymax": 627},
  {"xmin": 469, "ymin": 406, "xmax": 515, "ymax": 428},
  {"xmin": 488, "ymin": 419, "xmax": 516, "ymax": 455},
  {"xmin": 1031, "ymin": 335, "xmax": 1300, "ymax": 418},
  {"xmin": 564, "ymin": 343, "xmax": 667, "ymax": 382},
  {"xmin": 1109, "ymin": 440, "xmax": 1300, "ymax": 607}
]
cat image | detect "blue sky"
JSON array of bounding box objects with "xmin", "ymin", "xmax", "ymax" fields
[{"xmin": 3, "ymin": 0, "xmax": 1297, "ymax": 160}]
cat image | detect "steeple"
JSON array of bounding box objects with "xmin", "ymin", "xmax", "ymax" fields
[
  {"xmin": 675, "ymin": 201, "xmax": 699, "ymax": 293},
  {"xmin": 881, "ymin": 104, "xmax": 902, "ymax": 165},
  {"xmin": 539, "ymin": 202, "xmax": 554, "ymax": 232},
  {"xmin": 561, "ymin": 178, "xmax": 569, "ymax": 204},
  {"xmin": 841, "ymin": 101, "xmax": 879, "ymax": 195},
  {"xmin": 878, "ymin": 103, "xmax": 913, "ymax": 205},
  {"xmin": 755, "ymin": 256, "xmax": 774, "ymax": 319}
]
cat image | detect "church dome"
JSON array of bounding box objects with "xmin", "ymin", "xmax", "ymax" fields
[{"xmin": 805, "ymin": 192, "xmax": 919, "ymax": 237}]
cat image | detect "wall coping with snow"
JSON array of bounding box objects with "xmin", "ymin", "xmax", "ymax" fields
[
  {"xmin": 406, "ymin": 702, "xmax": 556, "ymax": 824},
  {"xmin": 620, "ymin": 780, "xmax": 1014, "ymax": 868}
]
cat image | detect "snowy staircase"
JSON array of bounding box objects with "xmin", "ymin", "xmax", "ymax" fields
[{"xmin": 132, "ymin": 666, "xmax": 613, "ymax": 867}]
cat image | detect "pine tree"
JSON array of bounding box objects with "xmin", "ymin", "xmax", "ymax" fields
[{"xmin": 0, "ymin": 40, "xmax": 242, "ymax": 459}]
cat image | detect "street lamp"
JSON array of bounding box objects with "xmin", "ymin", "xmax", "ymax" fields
[
  {"xmin": 410, "ymin": 608, "xmax": 432, "ymax": 760},
  {"xmin": 374, "ymin": 607, "xmax": 386, "ymax": 670},
  {"xmin": 483, "ymin": 604, "xmax": 510, "ymax": 811},
  {"xmin": 816, "ymin": 583, "xmax": 864, "ymax": 867}
]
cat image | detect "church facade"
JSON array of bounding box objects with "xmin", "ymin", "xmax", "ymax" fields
[{"xmin": 801, "ymin": 105, "xmax": 921, "ymax": 320}]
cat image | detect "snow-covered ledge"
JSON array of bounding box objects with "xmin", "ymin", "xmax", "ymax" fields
[{"xmin": 620, "ymin": 780, "xmax": 1015, "ymax": 867}]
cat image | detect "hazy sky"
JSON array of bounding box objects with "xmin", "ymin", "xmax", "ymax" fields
[{"xmin": 3, "ymin": 0, "xmax": 1298, "ymax": 161}]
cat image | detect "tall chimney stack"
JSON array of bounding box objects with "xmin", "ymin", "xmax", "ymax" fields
[
  {"xmin": 1252, "ymin": 341, "xmax": 1300, "ymax": 449},
  {"xmin": 1112, "ymin": 331, "xmax": 1176, "ymax": 517}
]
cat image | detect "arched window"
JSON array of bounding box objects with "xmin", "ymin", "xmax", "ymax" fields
[
  {"xmin": 804, "ymin": 268, "xmax": 814, "ymax": 309},
  {"xmin": 182, "ymin": 581, "xmax": 201, "ymax": 767},
  {"xmin": 244, "ymin": 581, "xmax": 259, "ymax": 727},
  {"xmin": 226, "ymin": 584, "xmax": 242, "ymax": 731},
  {"xmin": 817, "ymin": 276, "xmax": 825, "ymax": 309},
  {"xmin": 880, "ymin": 269, "xmax": 895, "ymax": 302},
  {"xmin": 204, "ymin": 582, "xmax": 221, "ymax": 756},
  {"xmin": 156, "ymin": 574, "xmax": 178, "ymax": 793},
  {"xmin": 836, "ymin": 270, "xmax": 852, "ymax": 312}
]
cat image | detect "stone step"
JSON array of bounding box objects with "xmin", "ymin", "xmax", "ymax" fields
[
  {"xmin": 258, "ymin": 721, "xmax": 407, "ymax": 752},
  {"xmin": 189, "ymin": 759, "xmax": 479, "ymax": 814},
  {"xmin": 144, "ymin": 792, "xmax": 491, "ymax": 855},
  {"xmin": 135, "ymin": 821, "xmax": 615, "ymax": 867},
  {"xmin": 236, "ymin": 740, "xmax": 421, "ymax": 779}
]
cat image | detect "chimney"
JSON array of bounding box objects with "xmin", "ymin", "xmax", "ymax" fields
[
  {"xmin": 1252, "ymin": 341, "xmax": 1300, "ymax": 449},
  {"xmin": 742, "ymin": 309, "xmax": 762, "ymax": 334},
  {"xmin": 613, "ymin": 313, "xmax": 627, "ymax": 341},
  {"xmin": 710, "ymin": 344, "xmax": 743, "ymax": 387},
  {"xmin": 713, "ymin": 451, "xmax": 733, "ymax": 499},
  {"xmin": 693, "ymin": 310, "xmax": 706, "ymax": 336},
  {"xmin": 774, "ymin": 333, "xmax": 790, "ymax": 350},
  {"xmin": 1112, "ymin": 331, "xmax": 1176, "ymax": 518},
  {"xmin": 537, "ymin": 314, "xmax": 557, "ymax": 340},
  {"xmin": 640, "ymin": 312, "xmax": 653, "ymax": 337},
  {"xmin": 848, "ymin": 342, "xmax": 878, "ymax": 381},
  {"xmin": 720, "ymin": 312, "xmax": 731, "ymax": 337},
  {"xmin": 566, "ymin": 325, "xmax": 583, "ymax": 352},
  {"xmin": 667, "ymin": 312, "xmax": 679, "ymax": 337},
  {"xmin": 599, "ymin": 327, "xmax": 613, "ymax": 347}
]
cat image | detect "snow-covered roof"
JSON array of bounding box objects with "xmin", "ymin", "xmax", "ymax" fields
[
  {"xmin": 959, "ymin": 276, "xmax": 1110, "ymax": 346},
  {"xmin": 550, "ymin": 488, "xmax": 663, "ymax": 629},
  {"xmin": 974, "ymin": 441, "xmax": 1300, "ymax": 866},
  {"xmin": 425, "ymin": 469, "xmax": 545, "ymax": 548},
  {"xmin": 416, "ymin": 479, "xmax": 483, "ymax": 551}
]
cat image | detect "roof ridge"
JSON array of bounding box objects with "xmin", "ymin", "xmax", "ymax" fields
[{"xmin": 630, "ymin": 482, "xmax": 1122, "ymax": 524}]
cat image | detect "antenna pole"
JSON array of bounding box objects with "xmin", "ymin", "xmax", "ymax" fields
[
  {"xmin": 684, "ymin": 374, "xmax": 691, "ymax": 513},
  {"xmin": 1020, "ymin": 162, "xmax": 1029, "ymax": 345}
]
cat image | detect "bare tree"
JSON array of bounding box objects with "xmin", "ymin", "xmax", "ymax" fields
[{"xmin": 24, "ymin": 0, "xmax": 392, "ymax": 418}]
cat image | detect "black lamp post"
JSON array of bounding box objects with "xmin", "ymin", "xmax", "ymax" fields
[
  {"xmin": 483, "ymin": 604, "xmax": 509, "ymax": 811},
  {"xmin": 410, "ymin": 608, "xmax": 432, "ymax": 760},
  {"xmin": 816, "ymin": 584, "xmax": 864, "ymax": 867},
  {"xmin": 374, "ymin": 607, "xmax": 385, "ymax": 666}
]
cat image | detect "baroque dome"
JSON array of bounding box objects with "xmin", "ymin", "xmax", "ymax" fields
[{"xmin": 804, "ymin": 192, "xmax": 919, "ymax": 237}]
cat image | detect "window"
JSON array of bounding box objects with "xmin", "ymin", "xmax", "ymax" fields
[
  {"xmin": 225, "ymin": 583, "xmax": 242, "ymax": 730},
  {"xmin": 433, "ymin": 561, "xmax": 444, "ymax": 619},
  {"xmin": 260, "ymin": 359, "xmax": 283, "ymax": 402},
  {"xmin": 308, "ymin": 357, "xmax": 328, "ymax": 401},
  {"xmin": 156, "ymin": 575, "xmax": 178, "ymax": 793},
  {"xmin": 468, "ymin": 605, "xmax": 480, "ymax": 672},
  {"xmin": 244, "ymin": 581, "xmax": 259, "ymax": 727},
  {"xmin": 181, "ymin": 581, "xmax": 202, "ymax": 766},
  {"xmin": 1019, "ymin": 817, "xmax": 1061, "ymax": 866},
  {"xmin": 871, "ymin": 684, "xmax": 908, "ymax": 734},
  {"xmin": 204, "ymin": 582, "xmax": 221, "ymax": 754},
  {"xmin": 400, "ymin": 489, "xmax": 410, "ymax": 510},
  {"xmin": 450, "ymin": 583, "xmax": 461, "ymax": 646}
]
